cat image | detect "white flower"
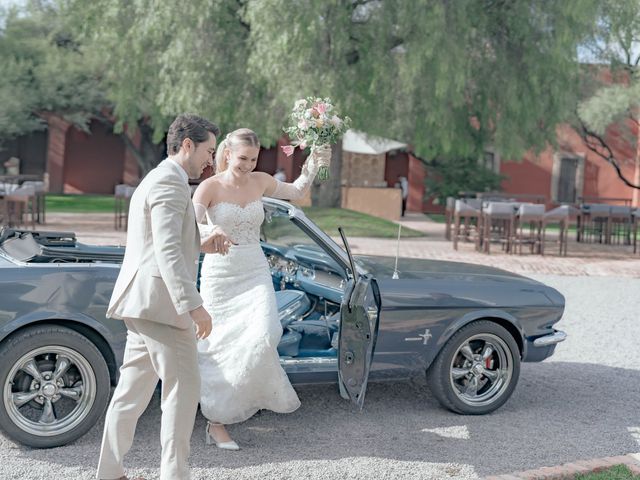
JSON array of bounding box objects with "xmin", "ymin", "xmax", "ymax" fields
[
  {"xmin": 330, "ymin": 115, "xmax": 342, "ymax": 127},
  {"xmin": 294, "ymin": 99, "xmax": 308, "ymax": 109}
]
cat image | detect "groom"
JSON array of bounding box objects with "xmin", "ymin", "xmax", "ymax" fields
[{"xmin": 97, "ymin": 114, "xmax": 221, "ymax": 480}]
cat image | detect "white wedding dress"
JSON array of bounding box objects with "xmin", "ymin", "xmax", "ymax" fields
[{"xmin": 197, "ymin": 199, "xmax": 301, "ymax": 424}]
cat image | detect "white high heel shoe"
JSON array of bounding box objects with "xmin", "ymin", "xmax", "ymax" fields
[{"xmin": 206, "ymin": 421, "xmax": 240, "ymax": 451}]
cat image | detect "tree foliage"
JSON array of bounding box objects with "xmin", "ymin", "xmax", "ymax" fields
[
  {"xmin": 425, "ymin": 156, "xmax": 504, "ymax": 205},
  {"xmin": 576, "ymin": 0, "xmax": 640, "ymax": 189},
  {"xmin": 0, "ymin": 3, "xmax": 104, "ymax": 141},
  {"xmin": 3, "ymin": 1, "xmax": 604, "ymax": 201}
]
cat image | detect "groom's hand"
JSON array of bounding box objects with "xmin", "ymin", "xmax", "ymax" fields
[
  {"xmin": 201, "ymin": 226, "xmax": 234, "ymax": 255},
  {"xmin": 190, "ymin": 306, "xmax": 212, "ymax": 339}
]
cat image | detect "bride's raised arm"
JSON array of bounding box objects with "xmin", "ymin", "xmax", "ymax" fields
[{"xmin": 263, "ymin": 145, "xmax": 331, "ymax": 199}]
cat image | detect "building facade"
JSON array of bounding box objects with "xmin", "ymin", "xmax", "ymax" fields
[{"xmin": 3, "ymin": 116, "xmax": 638, "ymax": 214}]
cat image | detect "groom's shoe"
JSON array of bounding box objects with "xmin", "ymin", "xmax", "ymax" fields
[{"xmin": 206, "ymin": 421, "xmax": 240, "ymax": 450}]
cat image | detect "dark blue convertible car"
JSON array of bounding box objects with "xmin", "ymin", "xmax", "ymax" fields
[{"xmin": 0, "ymin": 198, "xmax": 566, "ymax": 448}]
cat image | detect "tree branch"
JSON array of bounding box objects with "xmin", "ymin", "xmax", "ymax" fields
[{"xmin": 577, "ymin": 117, "xmax": 640, "ymax": 189}]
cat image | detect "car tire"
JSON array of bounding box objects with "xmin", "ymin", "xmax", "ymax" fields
[
  {"xmin": 426, "ymin": 320, "xmax": 520, "ymax": 415},
  {"xmin": 0, "ymin": 324, "xmax": 110, "ymax": 448}
]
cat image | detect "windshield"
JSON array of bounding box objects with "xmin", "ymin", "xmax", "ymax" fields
[
  {"xmin": 261, "ymin": 207, "xmax": 316, "ymax": 248},
  {"xmin": 260, "ymin": 202, "xmax": 367, "ymax": 276}
]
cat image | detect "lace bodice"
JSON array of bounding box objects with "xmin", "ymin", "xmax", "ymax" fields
[{"xmin": 205, "ymin": 200, "xmax": 264, "ymax": 245}]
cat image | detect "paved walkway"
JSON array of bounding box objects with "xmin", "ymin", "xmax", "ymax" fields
[{"xmin": 35, "ymin": 211, "xmax": 640, "ymax": 278}]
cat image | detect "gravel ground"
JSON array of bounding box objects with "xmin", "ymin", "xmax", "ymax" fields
[{"xmin": 0, "ymin": 274, "xmax": 638, "ymax": 479}]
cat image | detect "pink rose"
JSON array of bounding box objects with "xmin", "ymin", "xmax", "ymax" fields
[
  {"xmin": 314, "ymin": 102, "xmax": 327, "ymax": 115},
  {"xmin": 281, "ymin": 145, "xmax": 295, "ymax": 157},
  {"xmin": 299, "ymin": 141, "xmax": 307, "ymax": 150}
]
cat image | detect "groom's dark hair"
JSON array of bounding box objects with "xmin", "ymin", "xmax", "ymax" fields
[{"xmin": 166, "ymin": 114, "xmax": 221, "ymax": 155}]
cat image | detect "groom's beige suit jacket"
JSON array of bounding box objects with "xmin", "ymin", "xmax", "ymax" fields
[{"xmin": 107, "ymin": 159, "xmax": 202, "ymax": 328}]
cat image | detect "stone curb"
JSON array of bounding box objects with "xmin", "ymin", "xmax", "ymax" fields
[{"xmin": 484, "ymin": 453, "xmax": 640, "ymax": 480}]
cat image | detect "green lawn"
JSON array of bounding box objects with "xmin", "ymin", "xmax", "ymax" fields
[
  {"xmin": 44, "ymin": 195, "xmax": 424, "ymax": 238},
  {"xmin": 426, "ymin": 213, "xmax": 446, "ymax": 223},
  {"xmin": 575, "ymin": 465, "xmax": 640, "ymax": 480},
  {"xmin": 46, "ymin": 194, "xmax": 115, "ymax": 213},
  {"xmin": 302, "ymin": 207, "xmax": 424, "ymax": 238}
]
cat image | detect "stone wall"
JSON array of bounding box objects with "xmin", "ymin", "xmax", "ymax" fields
[{"xmin": 341, "ymin": 151, "xmax": 387, "ymax": 187}]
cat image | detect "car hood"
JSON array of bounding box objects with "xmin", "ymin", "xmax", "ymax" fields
[
  {"xmin": 356, "ymin": 255, "xmax": 565, "ymax": 308},
  {"xmin": 356, "ymin": 255, "xmax": 540, "ymax": 285}
]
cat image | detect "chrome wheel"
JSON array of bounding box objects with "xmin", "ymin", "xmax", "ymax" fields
[
  {"xmin": 449, "ymin": 333, "xmax": 513, "ymax": 407},
  {"xmin": 3, "ymin": 346, "xmax": 96, "ymax": 437}
]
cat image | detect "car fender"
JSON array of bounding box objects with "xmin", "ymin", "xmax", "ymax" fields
[
  {"xmin": 423, "ymin": 308, "xmax": 526, "ymax": 370},
  {"xmin": 0, "ymin": 310, "xmax": 118, "ymax": 348}
]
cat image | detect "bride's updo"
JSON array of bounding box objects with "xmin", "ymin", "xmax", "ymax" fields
[{"xmin": 215, "ymin": 128, "xmax": 260, "ymax": 173}]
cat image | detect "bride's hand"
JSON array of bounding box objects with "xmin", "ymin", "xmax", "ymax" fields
[
  {"xmin": 309, "ymin": 144, "xmax": 331, "ymax": 169},
  {"xmin": 201, "ymin": 226, "xmax": 234, "ymax": 255}
]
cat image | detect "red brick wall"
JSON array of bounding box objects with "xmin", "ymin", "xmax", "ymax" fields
[
  {"xmin": 500, "ymin": 153, "xmax": 553, "ymax": 203},
  {"xmin": 384, "ymin": 151, "xmax": 409, "ymax": 187},
  {"xmin": 63, "ymin": 120, "xmax": 126, "ymax": 194},
  {"xmin": 255, "ymin": 146, "xmax": 277, "ymax": 174},
  {"xmin": 500, "ymin": 123, "xmax": 638, "ymax": 207}
]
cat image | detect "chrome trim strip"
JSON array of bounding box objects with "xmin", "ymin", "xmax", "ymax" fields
[
  {"xmin": 533, "ymin": 330, "xmax": 567, "ymax": 347},
  {"xmin": 279, "ymin": 357, "xmax": 338, "ymax": 366}
]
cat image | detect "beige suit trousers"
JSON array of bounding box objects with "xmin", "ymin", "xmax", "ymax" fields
[{"xmin": 96, "ymin": 318, "xmax": 200, "ymax": 480}]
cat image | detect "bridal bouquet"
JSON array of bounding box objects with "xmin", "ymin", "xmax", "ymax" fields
[{"xmin": 281, "ymin": 97, "xmax": 351, "ymax": 181}]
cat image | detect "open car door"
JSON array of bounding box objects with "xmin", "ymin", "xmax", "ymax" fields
[{"xmin": 337, "ymin": 228, "xmax": 380, "ymax": 410}]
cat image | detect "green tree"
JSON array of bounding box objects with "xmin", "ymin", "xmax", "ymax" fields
[
  {"xmin": 425, "ymin": 156, "xmax": 504, "ymax": 205},
  {"xmin": 66, "ymin": 0, "xmax": 275, "ymax": 174},
  {"xmin": 576, "ymin": 0, "xmax": 640, "ymax": 198},
  {"xmin": 11, "ymin": 1, "xmax": 601, "ymax": 205},
  {"xmin": 244, "ymin": 0, "xmax": 599, "ymax": 205},
  {"xmin": 0, "ymin": 4, "xmax": 104, "ymax": 143}
]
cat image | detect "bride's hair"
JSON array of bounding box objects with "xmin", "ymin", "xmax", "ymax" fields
[{"xmin": 215, "ymin": 128, "xmax": 260, "ymax": 173}]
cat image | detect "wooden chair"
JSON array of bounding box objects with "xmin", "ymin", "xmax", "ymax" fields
[
  {"xmin": 578, "ymin": 204, "xmax": 610, "ymax": 244},
  {"xmin": 608, "ymin": 206, "xmax": 633, "ymax": 245},
  {"xmin": 452, "ymin": 199, "xmax": 482, "ymax": 251},
  {"xmin": 542, "ymin": 205, "xmax": 579, "ymax": 256},
  {"xmin": 513, "ymin": 204, "xmax": 545, "ymax": 255},
  {"xmin": 481, "ymin": 202, "xmax": 518, "ymax": 254},
  {"xmin": 633, "ymin": 209, "xmax": 639, "ymax": 254},
  {"xmin": 4, "ymin": 184, "xmax": 36, "ymax": 229},
  {"xmin": 114, "ymin": 184, "xmax": 136, "ymax": 231},
  {"xmin": 20, "ymin": 181, "xmax": 46, "ymax": 224},
  {"xmin": 444, "ymin": 197, "xmax": 455, "ymax": 241}
]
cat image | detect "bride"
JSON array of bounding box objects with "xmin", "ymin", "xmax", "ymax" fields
[{"xmin": 192, "ymin": 128, "xmax": 330, "ymax": 450}]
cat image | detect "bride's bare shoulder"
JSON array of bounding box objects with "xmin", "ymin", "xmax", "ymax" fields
[
  {"xmin": 251, "ymin": 171, "xmax": 273, "ymax": 186},
  {"xmin": 197, "ymin": 175, "xmax": 224, "ymax": 189},
  {"xmin": 193, "ymin": 175, "xmax": 223, "ymax": 203}
]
